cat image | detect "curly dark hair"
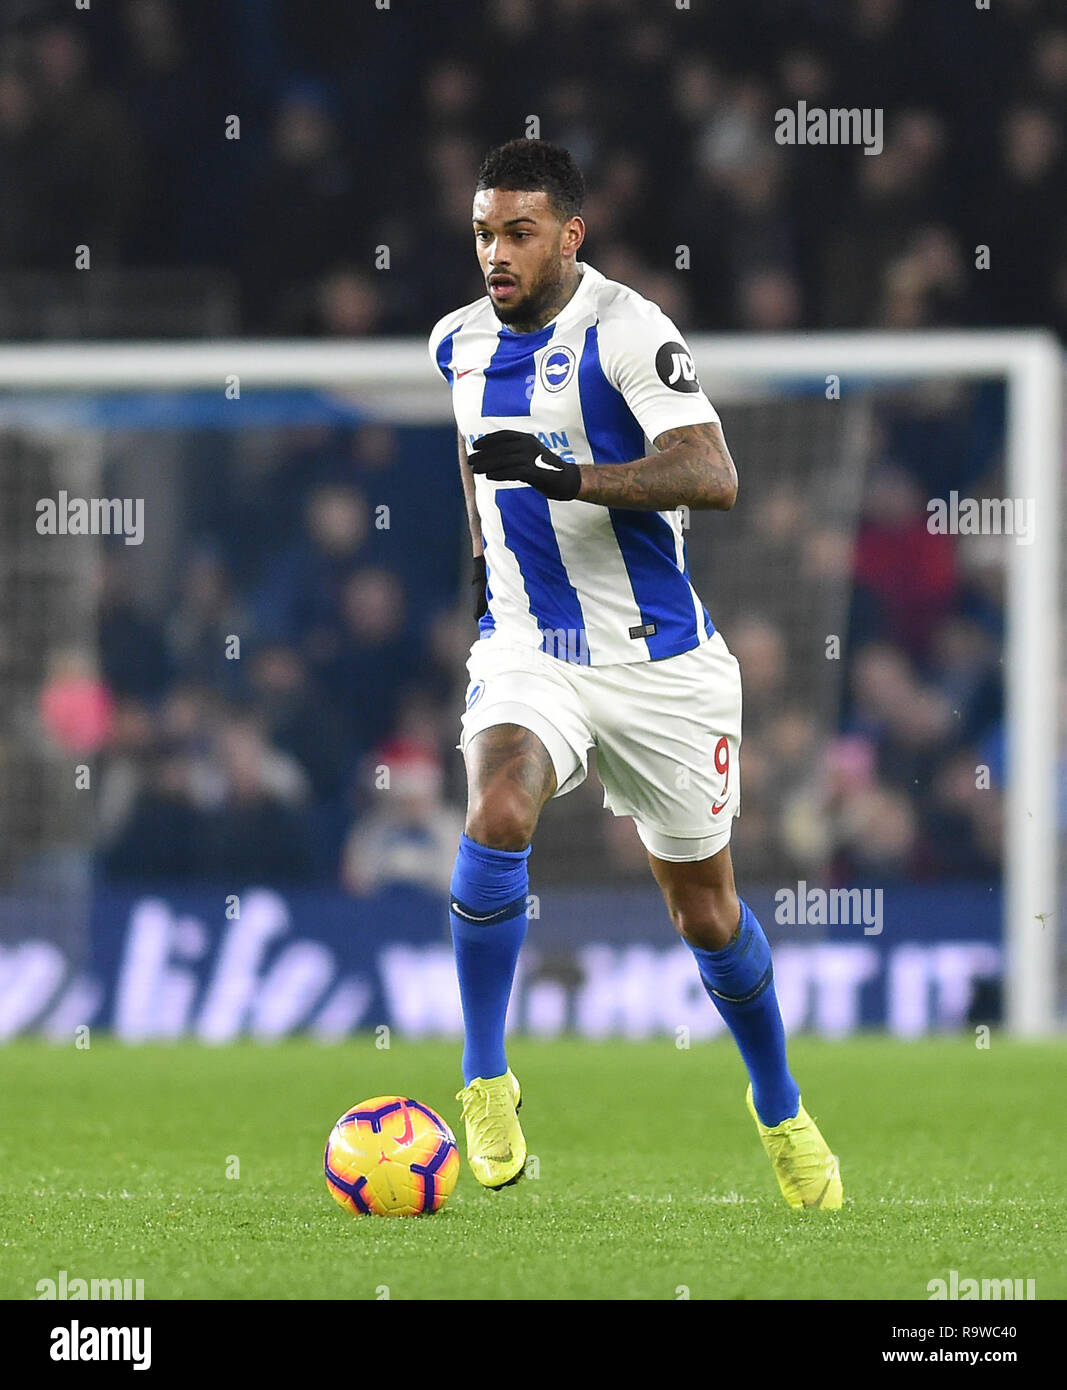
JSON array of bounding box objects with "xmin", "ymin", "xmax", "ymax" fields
[{"xmin": 475, "ymin": 139, "xmax": 585, "ymax": 220}]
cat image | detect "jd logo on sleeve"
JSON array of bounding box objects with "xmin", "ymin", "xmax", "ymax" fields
[{"xmin": 655, "ymin": 342, "xmax": 700, "ymax": 392}]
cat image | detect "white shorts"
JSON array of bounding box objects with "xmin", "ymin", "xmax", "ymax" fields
[{"xmin": 458, "ymin": 631, "xmax": 742, "ymax": 862}]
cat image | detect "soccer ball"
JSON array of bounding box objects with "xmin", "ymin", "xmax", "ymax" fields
[{"xmin": 324, "ymin": 1095, "xmax": 460, "ymax": 1217}]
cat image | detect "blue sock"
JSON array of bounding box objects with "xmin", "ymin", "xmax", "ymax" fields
[
  {"xmin": 688, "ymin": 899, "xmax": 800, "ymax": 1126},
  {"xmin": 449, "ymin": 833, "xmax": 530, "ymax": 1085}
]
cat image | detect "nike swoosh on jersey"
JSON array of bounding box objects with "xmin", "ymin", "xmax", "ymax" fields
[{"xmin": 534, "ymin": 455, "xmax": 563, "ymax": 471}]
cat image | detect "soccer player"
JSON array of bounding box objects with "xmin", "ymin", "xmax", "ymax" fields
[{"xmin": 428, "ymin": 139, "xmax": 842, "ymax": 1210}]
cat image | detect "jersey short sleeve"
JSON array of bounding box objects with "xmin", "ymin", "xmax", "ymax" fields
[
  {"xmin": 598, "ymin": 297, "xmax": 719, "ymax": 444},
  {"xmin": 427, "ymin": 321, "xmax": 443, "ymax": 376},
  {"xmin": 427, "ymin": 304, "xmax": 472, "ymax": 384}
]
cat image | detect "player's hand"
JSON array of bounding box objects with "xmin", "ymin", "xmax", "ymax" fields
[
  {"xmin": 469, "ymin": 430, "xmax": 581, "ymax": 501},
  {"xmin": 472, "ymin": 554, "xmax": 488, "ymax": 620}
]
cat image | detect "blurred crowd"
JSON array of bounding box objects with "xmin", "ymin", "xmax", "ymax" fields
[
  {"xmin": 747, "ymin": 464, "xmax": 1008, "ymax": 889},
  {"xmin": 50, "ymin": 423, "xmax": 471, "ymax": 892},
  {"xmin": 0, "ymin": 0, "xmax": 1064, "ymax": 337}
]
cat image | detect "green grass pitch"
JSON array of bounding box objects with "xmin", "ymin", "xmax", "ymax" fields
[{"xmin": 1, "ymin": 1036, "xmax": 1063, "ymax": 1300}]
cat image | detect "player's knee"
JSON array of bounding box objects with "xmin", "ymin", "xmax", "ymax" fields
[
  {"xmin": 465, "ymin": 791, "xmax": 537, "ymax": 852},
  {"xmin": 671, "ymin": 887, "xmax": 741, "ymax": 952}
]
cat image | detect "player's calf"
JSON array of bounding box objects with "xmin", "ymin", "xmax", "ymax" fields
[
  {"xmin": 449, "ymin": 725, "xmax": 555, "ymax": 1096},
  {"xmin": 652, "ymin": 855, "xmax": 804, "ymax": 1140},
  {"xmin": 668, "ymin": 886, "xmax": 742, "ymax": 952},
  {"xmin": 649, "ymin": 846, "xmax": 741, "ymax": 951}
]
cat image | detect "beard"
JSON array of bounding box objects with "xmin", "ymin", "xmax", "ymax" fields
[{"xmin": 489, "ymin": 257, "xmax": 568, "ymax": 332}]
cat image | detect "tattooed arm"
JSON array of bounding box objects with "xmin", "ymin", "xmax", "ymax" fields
[{"xmin": 574, "ymin": 421, "xmax": 738, "ymax": 512}]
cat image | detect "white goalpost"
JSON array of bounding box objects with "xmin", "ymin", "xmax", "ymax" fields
[{"xmin": 0, "ymin": 329, "xmax": 1061, "ymax": 1034}]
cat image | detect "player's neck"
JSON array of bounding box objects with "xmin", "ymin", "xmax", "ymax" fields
[{"xmin": 507, "ymin": 263, "xmax": 584, "ymax": 334}]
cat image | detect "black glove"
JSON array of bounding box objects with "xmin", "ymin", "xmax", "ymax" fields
[
  {"xmin": 469, "ymin": 430, "xmax": 582, "ymax": 501},
  {"xmin": 472, "ymin": 554, "xmax": 488, "ymax": 620}
]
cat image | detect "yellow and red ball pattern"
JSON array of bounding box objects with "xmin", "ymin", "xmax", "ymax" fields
[{"xmin": 324, "ymin": 1096, "xmax": 460, "ymax": 1217}]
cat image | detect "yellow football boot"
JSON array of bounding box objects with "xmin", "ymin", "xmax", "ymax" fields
[
  {"xmin": 456, "ymin": 1069, "xmax": 525, "ymax": 1189},
  {"xmin": 746, "ymin": 1084, "xmax": 843, "ymax": 1210}
]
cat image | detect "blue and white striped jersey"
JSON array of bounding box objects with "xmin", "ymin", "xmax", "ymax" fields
[{"xmin": 429, "ymin": 262, "xmax": 720, "ymax": 666}]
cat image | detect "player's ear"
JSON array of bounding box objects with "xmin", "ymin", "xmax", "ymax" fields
[{"xmin": 562, "ymin": 215, "xmax": 585, "ymax": 257}]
